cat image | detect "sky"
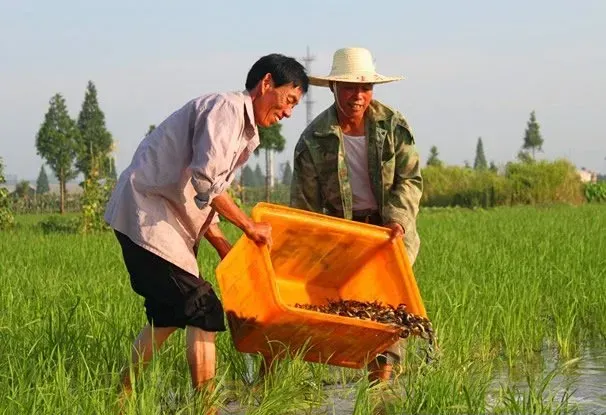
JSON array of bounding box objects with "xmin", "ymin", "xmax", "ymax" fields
[{"xmin": 1, "ymin": 0, "xmax": 605, "ymax": 182}]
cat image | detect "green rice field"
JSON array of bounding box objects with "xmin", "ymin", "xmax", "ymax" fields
[{"xmin": 1, "ymin": 204, "xmax": 605, "ymax": 414}]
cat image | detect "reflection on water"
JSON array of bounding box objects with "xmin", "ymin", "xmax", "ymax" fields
[
  {"xmin": 573, "ymin": 349, "xmax": 606, "ymax": 412},
  {"xmin": 492, "ymin": 346, "xmax": 606, "ymax": 414},
  {"xmin": 227, "ymin": 347, "xmax": 606, "ymax": 414}
]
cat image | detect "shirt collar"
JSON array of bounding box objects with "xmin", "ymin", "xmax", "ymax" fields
[
  {"xmin": 312, "ymin": 100, "xmax": 389, "ymax": 137},
  {"xmin": 242, "ymin": 90, "xmax": 259, "ymax": 141}
]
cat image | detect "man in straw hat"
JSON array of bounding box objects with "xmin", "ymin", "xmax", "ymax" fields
[
  {"xmin": 290, "ymin": 47, "xmax": 422, "ymax": 382},
  {"xmin": 104, "ymin": 53, "xmax": 308, "ymax": 404}
]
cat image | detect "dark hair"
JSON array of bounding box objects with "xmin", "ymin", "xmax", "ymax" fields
[{"xmin": 245, "ymin": 53, "xmax": 309, "ymax": 93}]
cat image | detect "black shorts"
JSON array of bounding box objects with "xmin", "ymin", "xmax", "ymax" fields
[{"xmin": 114, "ymin": 231, "xmax": 226, "ymax": 332}]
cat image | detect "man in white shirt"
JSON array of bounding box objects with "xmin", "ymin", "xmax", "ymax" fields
[{"xmin": 105, "ymin": 53, "xmax": 308, "ymax": 398}]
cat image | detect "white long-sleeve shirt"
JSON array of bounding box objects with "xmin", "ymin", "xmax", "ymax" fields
[{"xmin": 104, "ymin": 90, "xmax": 259, "ymax": 277}]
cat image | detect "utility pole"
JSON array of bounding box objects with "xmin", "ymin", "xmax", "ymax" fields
[{"xmin": 302, "ymin": 46, "xmax": 315, "ymax": 125}]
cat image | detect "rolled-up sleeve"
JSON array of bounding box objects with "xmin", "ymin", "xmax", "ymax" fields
[{"xmin": 190, "ymin": 97, "xmax": 242, "ymax": 209}]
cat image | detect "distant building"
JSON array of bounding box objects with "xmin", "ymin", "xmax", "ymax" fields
[
  {"xmin": 49, "ymin": 183, "xmax": 84, "ymax": 195},
  {"xmin": 1, "ymin": 182, "xmax": 83, "ymax": 195},
  {"xmin": 577, "ymin": 167, "xmax": 598, "ymax": 184}
]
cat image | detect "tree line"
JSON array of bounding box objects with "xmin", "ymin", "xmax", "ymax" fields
[
  {"xmin": 0, "ymin": 157, "xmax": 15, "ymax": 228},
  {"xmin": 426, "ymin": 110, "xmax": 544, "ymax": 170},
  {"xmin": 240, "ymin": 161, "xmax": 293, "ymax": 187},
  {"xmin": 418, "ymin": 111, "xmax": 591, "ymax": 208}
]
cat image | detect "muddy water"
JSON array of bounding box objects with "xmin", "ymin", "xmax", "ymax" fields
[
  {"xmin": 570, "ymin": 350, "xmax": 606, "ymax": 412},
  {"xmin": 490, "ymin": 347, "xmax": 606, "ymax": 414},
  {"xmin": 221, "ymin": 347, "xmax": 606, "ymax": 414}
]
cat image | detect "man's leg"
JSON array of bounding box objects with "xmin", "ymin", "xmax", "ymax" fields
[
  {"xmin": 368, "ymin": 356, "xmax": 393, "ymax": 383},
  {"xmin": 367, "ymin": 340, "xmax": 402, "ymax": 384},
  {"xmin": 186, "ymin": 326, "xmax": 216, "ymax": 391},
  {"xmin": 120, "ymin": 324, "xmax": 177, "ymax": 394}
]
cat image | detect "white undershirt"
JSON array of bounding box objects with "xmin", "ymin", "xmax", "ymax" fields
[{"xmin": 342, "ymin": 134, "xmax": 378, "ymax": 211}]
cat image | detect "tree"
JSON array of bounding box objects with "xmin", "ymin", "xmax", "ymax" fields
[
  {"xmin": 253, "ymin": 164, "xmax": 265, "ymax": 187},
  {"xmin": 426, "ymin": 146, "xmax": 443, "ymax": 167},
  {"xmin": 14, "ymin": 180, "xmax": 32, "ymax": 199},
  {"xmin": 517, "ymin": 150, "xmax": 534, "ymax": 164},
  {"xmin": 0, "ymin": 157, "xmax": 15, "ymax": 229},
  {"xmin": 282, "ymin": 161, "xmax": 293, "ymax": 185},
  {"xmin": 489, "ymin": 161, "xmax": 498, "ymax": 173},
  {"xmin": 80, "ymin": 153, "xmax": 113, "ymax": 233},
  {"xmin": 522, "ymin": 110, "xmax": 544, "ymax": 159},
  {"xmin": 36, "ymin": 165, "xmax": 50, "ymax": 194},
  {"xmin": 473, "ymin": 137, "xmax": 488, "ymax": 170},
  {"xmin": 35, "ymin": 93, "xmax": 80, "ymax": 214},
  {"xmin": 241, "ymin": 165, "xmax": 255, "ymax": 187},
  {"xmin": 107, "ymin": 157, "xmax": 118, "ymax": 181},
  {"xmin": 255, "ymin": 123, "xmax": 286, "ymax": 201},
  {"xmin": 76, "ymin": 81, "xmax": 114, "ymax": 179}
]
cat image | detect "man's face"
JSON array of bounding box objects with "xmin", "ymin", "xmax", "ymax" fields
[
  {"xmin": 334, "ymin": 82, "xmax": 373, "ymax": 119},
  {"xmin": 253, "ymin": 75, "xmax": 303, "ymax": 127}
]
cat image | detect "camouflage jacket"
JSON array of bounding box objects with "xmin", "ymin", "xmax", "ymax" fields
[{"xmin": 290, "ymin": 100, "xmax": 423, "ymax": 263}]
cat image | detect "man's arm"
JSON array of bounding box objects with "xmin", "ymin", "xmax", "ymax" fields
[
  {"xmin": 382, "ymin": 121, "xmax": 423, "ymax": 234},
  {"xmin": 210, "ymin": 191, "xmax": 272, "ymax": 248},
  {"xmin": 203, "ymin": 223, "xmax": 231, "ymax": 259},
  {"xmin": 188, "ymin": 96, "xmax": 271, "ymax": 247},
  {"xmin": 189, "ymin": 97, "xmax": 241, "ymax": 210},
  {"xmin": 290, "ymin": 139, "xmax": 323, "ymax": 212}
]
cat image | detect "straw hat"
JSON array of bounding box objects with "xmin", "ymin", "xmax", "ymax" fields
[{"xmin": 309, "ymin": 47, "xmax": 404, "ymax": 87}]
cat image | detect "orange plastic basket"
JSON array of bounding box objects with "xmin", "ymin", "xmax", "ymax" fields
[{"xmin": 216, "ymin": 203, "xmax": 426, "ymax": 369}]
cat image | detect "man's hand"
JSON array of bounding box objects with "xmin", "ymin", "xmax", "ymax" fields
[
  {"xmin": 210, "ymin": 192, "xmax": 272, "ymax": 249},
  {"xmin": 384, "ymin": 221, "xmax": 404, "ymax": 241},
  {"xmin": 244, "ymin": 221, "xmax": 273, "ymax": 249}
]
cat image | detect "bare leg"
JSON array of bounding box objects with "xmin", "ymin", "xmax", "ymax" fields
[
  {"xmin": 120, "ymin": 324, "xmax": 177, "ymax": 394},
  {"xmin": 367, "ymin": 340, "xmax": 403, "ymax": 384},
  {"xmin": 367, "ymin": 359, "xmax": 393, "ymax": 384},
  {"xmin": 186, "ymin": 326, "xmax": 216, "ymax": 392}
]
